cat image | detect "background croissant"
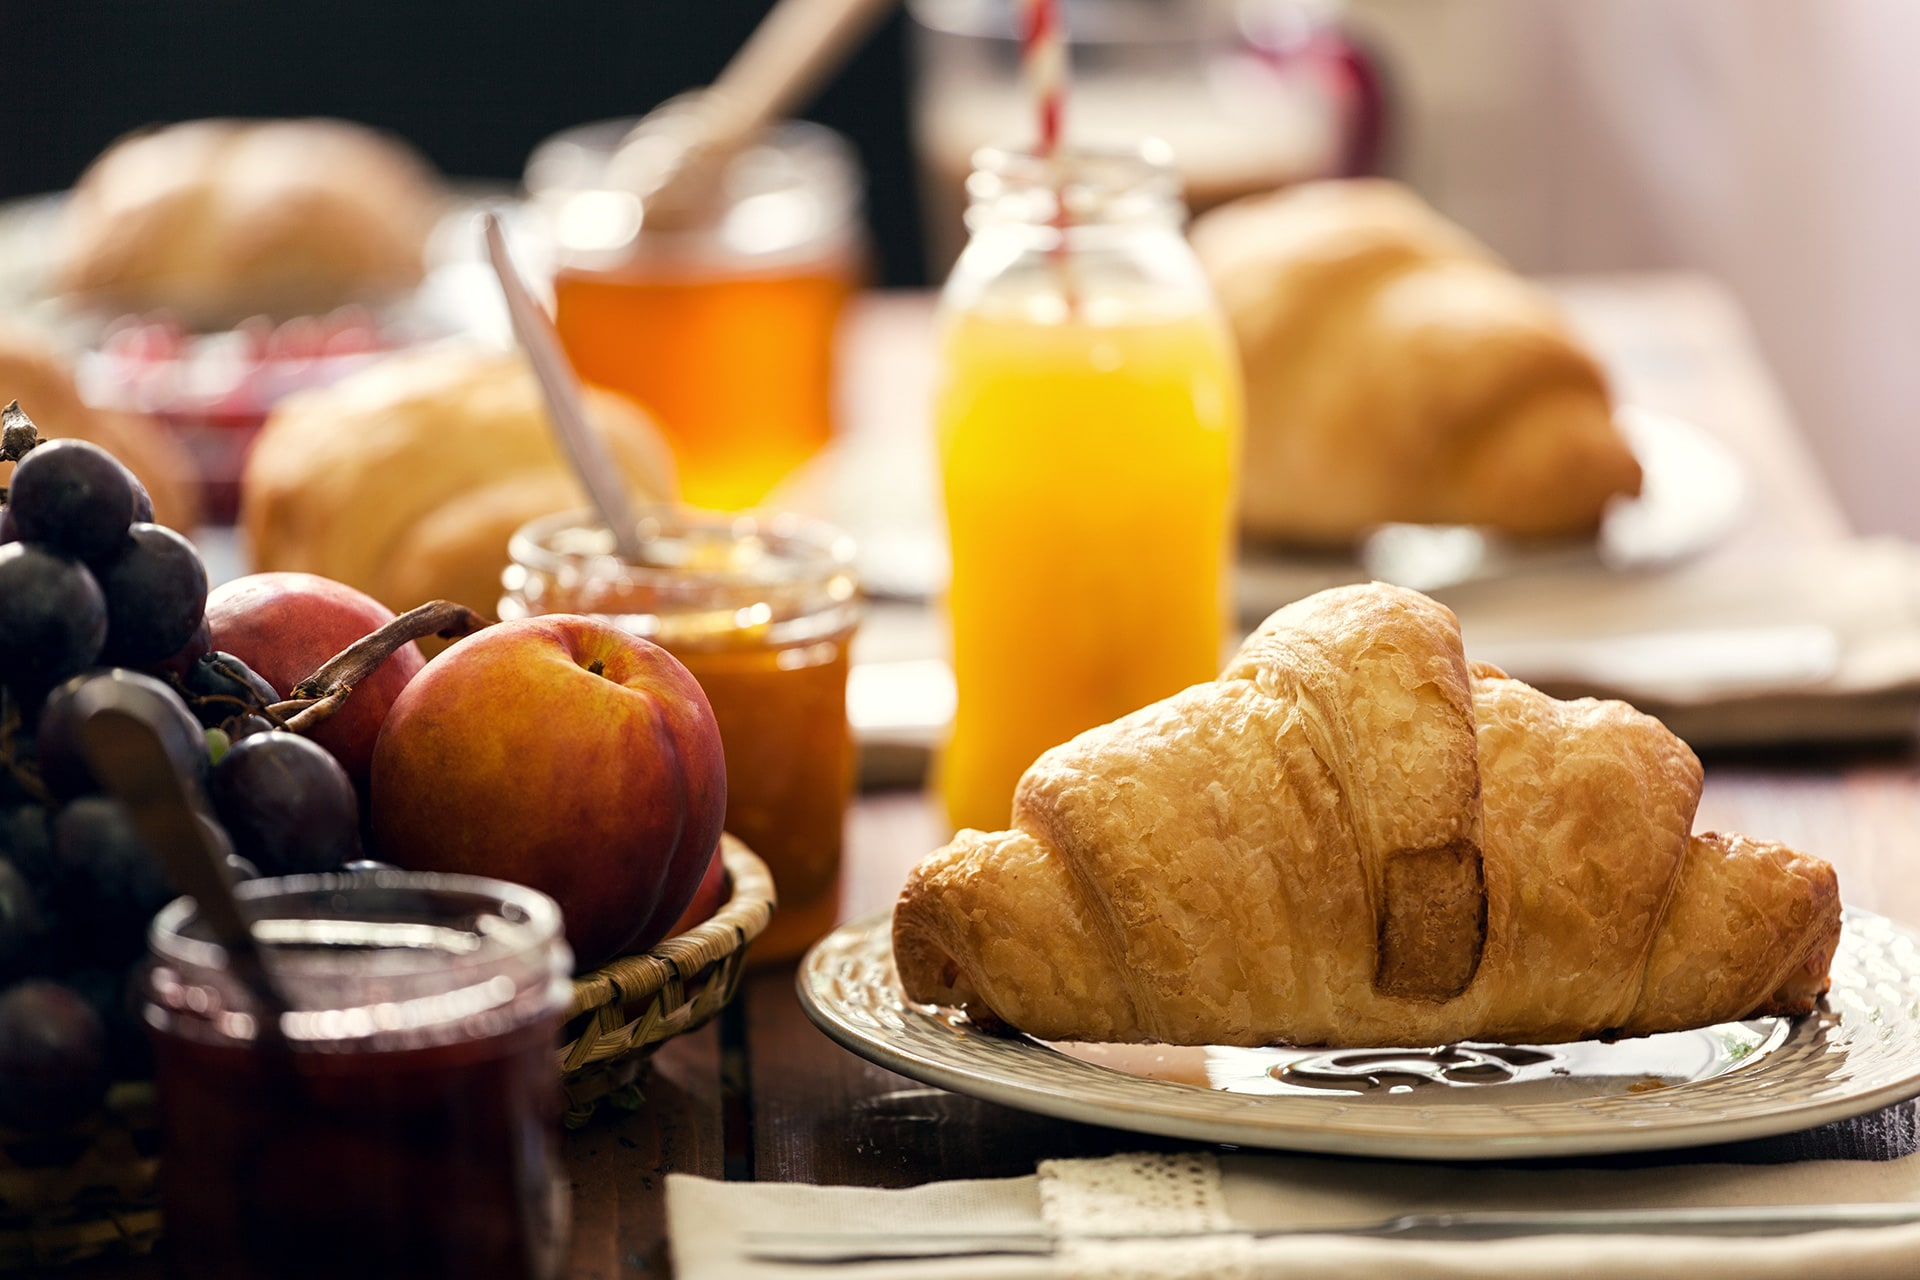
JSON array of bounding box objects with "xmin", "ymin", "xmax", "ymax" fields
[
  {"xmin": 894, "ymin": 584, "xmax": 1840, "ymax": 1047},
  {"xmin": 1190, "ymin": 180, "xmax": 1643, "ymax": 545},
  {"xmin": 0, "ymin": 324, "xmax": 200, "ymax": 532},
  {"xmin": 242, "ymin": 345, "xmax": 677, "ymax": 628},
  {"xmin": 55, "ymin": 118, "xmax": 444, "ymax": 327}
]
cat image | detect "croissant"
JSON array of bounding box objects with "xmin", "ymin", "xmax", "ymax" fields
[
  {"xmin": 0, "ymin": 324, "xmax": 200, "ymax": 531},
  {"xmin": 1188, "ymin": 180, "xmax": 1643, "ymax": 545},
  {"xmin": 893, "ymin": 584, "xmax": 1841, "ymax": 1047},
  {"xmin": 242, "ymin": 345, "xmax": 676, "ymax": 623}
]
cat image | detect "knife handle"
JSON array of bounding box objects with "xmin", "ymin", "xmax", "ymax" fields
[{"xmin": 79, "ymin": 682, "xmax": 293, "ymax": 1032}]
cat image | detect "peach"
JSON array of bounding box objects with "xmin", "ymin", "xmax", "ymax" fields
[
  {"xmin": 664, "ymin": 845, "xmax": 728, "ymax": 939},
  {"xmin": 370, "ymin": 615, "xmax": 727, "ymax": 969},
  {"xmin": 204, "ymin": 572, "xmax": 424, "ymax": 787}
]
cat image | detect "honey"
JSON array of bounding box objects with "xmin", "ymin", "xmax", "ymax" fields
[
  {"xmin": 503, "ymin": 509, "xmax": 860, "ymax": 963},
  {"xmin": 527, "ymin": 118, "xmax": 865, "ymax": 511},
  {"xmin": 554, "ymin": 258, "xmax": 853, "ymax": 511},
  {"xmin": 665, "ymin": 627, "xmax": 853, "ymax": 956}
]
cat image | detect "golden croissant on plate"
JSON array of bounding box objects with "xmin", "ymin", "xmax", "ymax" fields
[
  {"xmin": 894, "ymin": 584, "xmax": 1840, "ymax": 1047},
  {"xmin": 1189, "ymin": 180, "xmax": 1643, "ymax": 545}
]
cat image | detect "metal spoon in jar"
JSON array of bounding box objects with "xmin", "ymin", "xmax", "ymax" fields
[{"xmin": 480, "ymin": 210, "xmax": 648, "ymax": 564}]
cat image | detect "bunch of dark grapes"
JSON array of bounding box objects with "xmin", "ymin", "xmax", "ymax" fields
[{"xmin": 0, "ymin": 405, "xmax": 360, "ymax": 1133}]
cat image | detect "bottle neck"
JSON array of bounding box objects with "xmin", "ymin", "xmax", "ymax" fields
[
  {"xmin": 963, "ymin": 143, "xmax": 1185, "ymax": 243},
  {"xmin": 945, "ymin": 142, "xmax": 1216, "ymax": 320}
]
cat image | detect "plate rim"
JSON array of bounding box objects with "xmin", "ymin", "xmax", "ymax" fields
[
  {"xmin": 797, "ymin": 907, "xmax": 1920, "ymax": 1161},
  {"xmin": 1236, "ymin": 404, "xmax": 1749, "ymax": 609}
]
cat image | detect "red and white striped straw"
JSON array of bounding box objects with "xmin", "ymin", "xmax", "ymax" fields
[{"xmin": 1018, "ymin": 0, "xmax": 1067, "ymax": 158}]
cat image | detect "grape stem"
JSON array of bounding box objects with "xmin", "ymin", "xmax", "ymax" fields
[
  {"xmin": 0, "ymin": 401, "xmax": 40, "ymax": 501},
  {"xmin": 265, "ymin": 600, "xmax": 491, "ymax": 734},
  {"xmin": 0, "ymin": 400, "xmax": 39, "ymax": 465}
]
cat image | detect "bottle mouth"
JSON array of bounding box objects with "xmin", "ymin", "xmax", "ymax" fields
[
  {"xmin": 507, "ymin": 506, "xmax": 858, "ymax": 593},
  {"xmin": 151, "ymin": 871, "xmax": 565, "ymax": 982},
  {"xmin": 909, "ymin": 0, "xmax": 1292, "ymax": 45},
  {"xmin": 964, "ymin": 140, "xmax": 1182, "ymax": 231}
]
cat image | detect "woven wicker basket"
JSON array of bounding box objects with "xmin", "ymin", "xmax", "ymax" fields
[
  {"xmin": 558, "ymin": 834, "xmax": 776, "ymax": 1123},
  {"xmin": 0, "ymin": 1083, "xmax": 160, "ymax": 1271}
]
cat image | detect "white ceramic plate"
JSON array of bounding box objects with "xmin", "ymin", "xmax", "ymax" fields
[
  {"xmin": 798, "ymin": 907, "xmax": 1920, "ymax": 1161},
  {"xmin": 1238, "ymin": 406, "xmax": 1747, "ymax": 615}
]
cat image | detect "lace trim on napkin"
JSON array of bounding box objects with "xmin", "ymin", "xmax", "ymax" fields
[{"xmin": 1038, "ymin": 1152, "xmax": 1256, "ymax": 1280}]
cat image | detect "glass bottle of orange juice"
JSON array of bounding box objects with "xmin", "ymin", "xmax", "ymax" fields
[{"xmin": 936, "ymin": 142, "xmax": 1242, "ymax": 834}]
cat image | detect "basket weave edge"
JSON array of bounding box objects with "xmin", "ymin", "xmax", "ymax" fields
[{"xmin": 558, "ymin": 835, "xmax": 775, "ymax": 1084}]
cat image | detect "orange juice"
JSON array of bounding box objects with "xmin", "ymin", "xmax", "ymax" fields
[
  {"xmin": 554, "ymin": 258, "xmax": 854, "ymax": 510},
  {"xmin": 937, "ymin": 298, "xmax": 1240, "ymax": 833}
]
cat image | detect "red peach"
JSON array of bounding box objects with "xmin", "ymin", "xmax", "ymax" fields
[
  {"xmin": 204, "ymin": 572, "xmax": 425, "ymax": 787},
  {"xmin": 369, "ymin": 615, "xmax": 727, "ymax": 970},
  {"xmin": 664, "ymin": 844, "xmax": 728, "ymax": 939}
]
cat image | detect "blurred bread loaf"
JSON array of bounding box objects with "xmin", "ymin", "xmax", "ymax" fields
[
  {"xmin": 0, "ymin": 325, "xmax": 199, "ymax": 530},
  {"xmin": 54, "ymin": 118, "xmax": 443, "ymax": 325},
  {"xmin": 241, "ymin": 345, "xmax": 676, "ymax": 618},
  {"xmin": 1190, "ymin": 179, "xmax": 1641, "ymax": 544}
]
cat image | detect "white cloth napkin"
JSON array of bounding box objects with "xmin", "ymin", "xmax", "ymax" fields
[
  {"xmin": 1454, "ymin": 540, "xmax": 1920, "ymax": 746},
  {"xmin": 1241, "ymin": 538, "xmax": 1920, "ymax": 748},
  {"xmin": 667, "ymin": 1148, "xmax": 1920, "ymax": 1279}
]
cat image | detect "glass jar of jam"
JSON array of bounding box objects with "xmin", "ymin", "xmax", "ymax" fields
[
  {"xmin": 144, "ymin": 871, "xmax": 572, "ymax": 1280},
  {"xmin": 501, "ymin": 507, "xmax": 859, "ymax": 963}
]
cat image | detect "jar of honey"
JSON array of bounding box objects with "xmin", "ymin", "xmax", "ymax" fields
[
  {"xmin": 526, "ymin": 117, "xmax": 865, "ymax": 511},
  {"xmin": 501, "ymin": 508, "xmax": 860, "ymax": 962},
  {"xmin": 145, "ymin": 871, "xmax": 572, "ymax": 1280}
]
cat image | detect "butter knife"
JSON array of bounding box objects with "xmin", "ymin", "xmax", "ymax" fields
[
  {"xmin": 79, "ymin": 681, "xmax": 293, "ymax": 1030},
  {"xmin": 744, "ymin": 1203, "xmax": 1920, "ymax": 1263}
]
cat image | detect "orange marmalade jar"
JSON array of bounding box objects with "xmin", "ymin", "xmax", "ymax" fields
[
  {"xmin": 501, "ymin": 509, "xmax": 860, "ymax": 962},
  {"xmin": 526, "ymin": 119, "xmax": 864, "ymax": 511}
]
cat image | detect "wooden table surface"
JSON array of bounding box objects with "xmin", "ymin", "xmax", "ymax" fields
[
  {"xmin": 87, "ymin": 277, "xmax": 1920, "ymax": 1278},
  {"xmin": 556, "ymin": 278, "xmax": 1919, "ymax": 1277}
]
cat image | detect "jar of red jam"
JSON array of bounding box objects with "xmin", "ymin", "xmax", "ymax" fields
[{"xmin": 143, "ymin": 871, "xmax": 572, "ymax": 1279}]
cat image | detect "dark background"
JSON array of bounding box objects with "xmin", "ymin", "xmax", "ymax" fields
[{"xmin": 0, "ymin": 1, "xmax": 931, "ymax": 284}]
